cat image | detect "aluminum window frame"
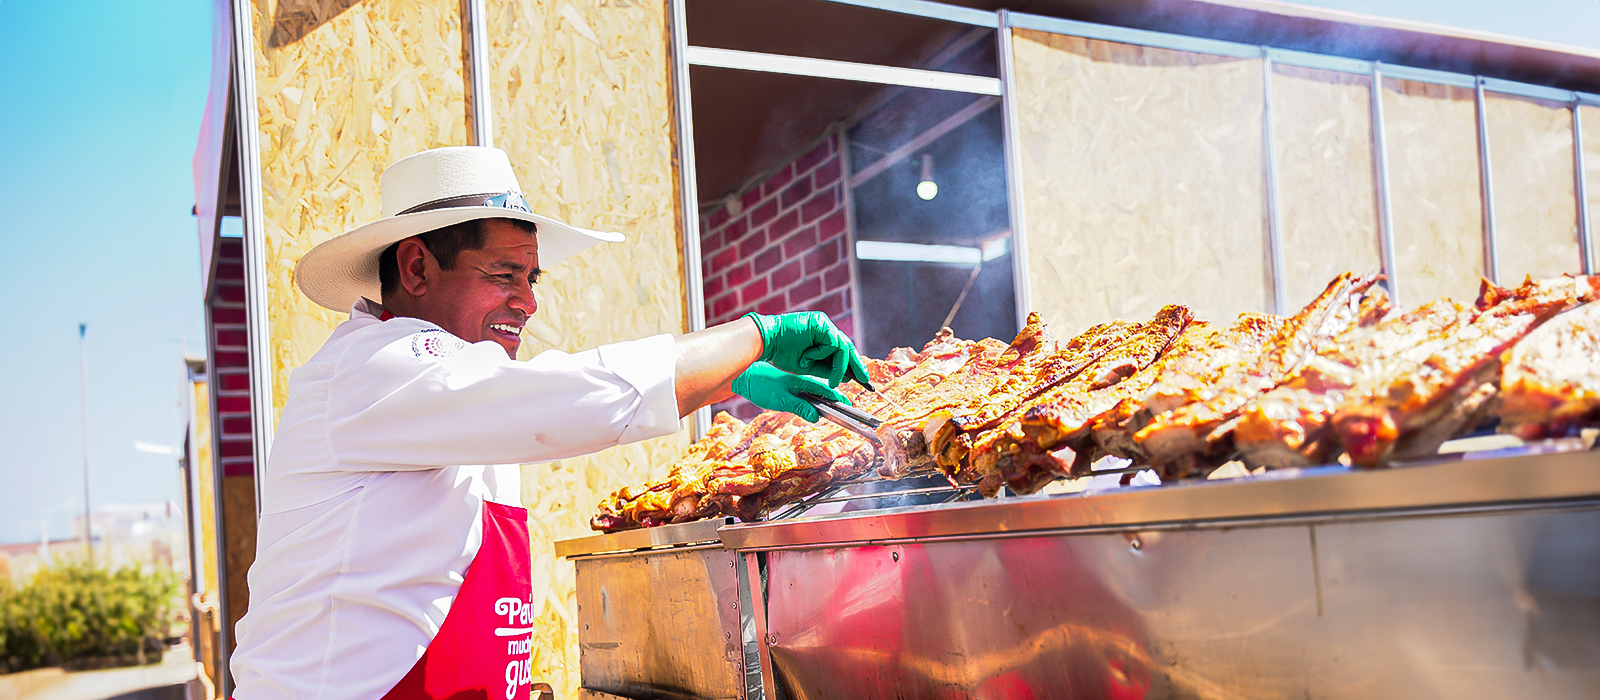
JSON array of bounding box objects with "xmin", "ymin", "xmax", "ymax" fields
[{"xmin": 998, "ymin": 6, "xmax": 1600, "ymax": 308}]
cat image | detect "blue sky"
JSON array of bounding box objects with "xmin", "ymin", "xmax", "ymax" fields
[
  {"xmin": 0, "ymin": 0, "xmax": 1596, "ymax": 547},
  {"xmin": 0, "ymin": 0, "xmax": 211, "ymax": 545}
]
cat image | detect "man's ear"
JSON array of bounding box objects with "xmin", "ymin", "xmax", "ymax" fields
[{"xmin": 396, "ymin": 237, "xmax": 432, "ymax": 297}]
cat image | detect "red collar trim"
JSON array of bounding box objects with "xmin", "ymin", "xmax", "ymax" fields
[{"xmin": 379, "ymin": 310, "xmax": 396, "ymax": 321}]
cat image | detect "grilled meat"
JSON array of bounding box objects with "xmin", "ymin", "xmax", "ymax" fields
[
  {"xmin": 594, "ymin": 271, "xmax": 1600, "ymax": 533},
  {"xmin": 955, "ymin": 305, "xmax": 1195, "ymax": 495},
  {"xmin": 1129, "ymin": 272, "xmax": 1384, "ymax": 478},
  {"xmin": 1088, "ymin": 313, "xmax": 1282, "ymax": 464},
  {"xmin": 1499, "ymin": 301, "xmax": 1600, "ymax": 439},
  {"xmin": 1229, "ymin": 294, "xmax": 1456, "ymax": 470},
  {"xmin": 918, "ymin": 315, "xmax": 1148, "ymax": 481},
  {"xmin": 1332, "ymin": 275, "xmax": 1600, "ymax": 466}
]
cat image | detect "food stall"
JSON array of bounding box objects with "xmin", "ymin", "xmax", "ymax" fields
[
  {"xmin": 202, "ymin": 0, "xmax": 1600, "ymax": 695},
  {"xmin": 558, "ymin": 2, "xmax": 1600, "ymax": 698}
]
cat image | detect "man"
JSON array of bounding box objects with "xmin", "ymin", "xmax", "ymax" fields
[{"xmin": 229, "ymin": 146, "xmax": 868, "ymax": 699}]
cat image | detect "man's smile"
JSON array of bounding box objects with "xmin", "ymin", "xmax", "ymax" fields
[{"xmin": 489, "ymin": 322, "xmax": 523, "ymax": 340}]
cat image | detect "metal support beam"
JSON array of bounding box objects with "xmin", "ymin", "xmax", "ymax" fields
[
  {"xmin": 1475, "ymin": 77, "xmax": 1500, "ymax": 285},
  {"xmin": 838, "ymin": 126, "xmax": 869, "ymax": 355},
  {"xmin": 816, "ymin": 0, "xmax": 999, "ymax": 27},
  {"xmin": 741, "ymin": 551, "xmax": 776, "ymax": 700},
  {"xmin": 998, "ymin": 11, "xmax": 1032, "ymax": 326},
  {"xmin": 224, "ymin": 4, "xmax": 269, "ymax": 694},
  {"xmin": 228, "ymin": 0, "xmax": 272, "ymax": 511},
  {"xmin": 687, "ymin": 46, "xmax": 1002, "ymax": 96},
  {"xmin": 1262, "ymin": 49, "xmax": 1288, "ymax": 315},
  {"xmin": 669, "ymin": 0, "xmax": 710, "ymax": 440},
  {"xmin": 848, "ymin": 95, "xmax": 999, "ymax": 189},
  {"xmin": 1576, "ymin": 101, "xmax": 1594, "ymax": 274},
  {"xmin": 1370, "ymin": 62, "xmax": 1400, "ymax": 306},
  {"xmin": 466, "ymin": 0, "xmax": 492, "ymax": 147}
]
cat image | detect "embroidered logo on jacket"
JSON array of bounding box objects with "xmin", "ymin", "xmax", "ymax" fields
[{"xmin": 410, "ymin": 329, "xmax": 468, "ymax": 358}]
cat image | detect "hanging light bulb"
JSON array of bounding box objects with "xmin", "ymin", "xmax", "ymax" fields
[{"xmin": 916, "ymin": 153, "xmax": 938, "ymax": 201}]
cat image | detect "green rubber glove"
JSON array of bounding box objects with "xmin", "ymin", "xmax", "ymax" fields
[
  {"xmin": 744, "ymin": 311, "xmax": 873, "ymax": 390},
  {"xmin": 730, "ymin": 362, "xmax": 851, "ymax": 423}
]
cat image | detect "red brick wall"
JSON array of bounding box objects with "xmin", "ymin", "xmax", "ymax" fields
[
  {"xmin": 210, "ymin": 238, "xmax": 254, "ymax": 478},
  {"xmin": 700, "ymin": 133, "xmax": 856, "ymax": 419}
]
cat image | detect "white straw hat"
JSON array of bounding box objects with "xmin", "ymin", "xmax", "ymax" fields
[{"xmin": 294, "ymin": 146, "xmax": 625, "ymax": 311}]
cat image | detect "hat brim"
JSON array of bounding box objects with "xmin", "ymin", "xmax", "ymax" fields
[{"xmin": 294, "ymin": 206, "xmax": 625, "ymax": 312}]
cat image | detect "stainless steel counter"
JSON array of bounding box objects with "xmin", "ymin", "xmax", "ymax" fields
[
  {"xmin": 726, "ymin": 448, "xmax": 1600, "ymax": 699},
  {"xmin": 718, "ymin": 444, "xmax": 1600, "ymax": 550},
  {"xmin": 563, "ymin": 518, "xmax": 762, "ymax": 700}
]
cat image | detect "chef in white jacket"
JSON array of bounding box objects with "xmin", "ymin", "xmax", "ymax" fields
[{"xmin": 229, "ymin": 146, "xmax": 869, "ymax": 700}]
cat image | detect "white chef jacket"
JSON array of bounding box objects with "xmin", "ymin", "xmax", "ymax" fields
[{"xmin": 230, "ymin": 298, "xmax": 678, "ymax": 700}]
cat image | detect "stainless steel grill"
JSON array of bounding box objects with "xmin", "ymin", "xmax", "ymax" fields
[{"xmin": 559, "ymin": 442, "xmax": 1600, "ymax": 700}]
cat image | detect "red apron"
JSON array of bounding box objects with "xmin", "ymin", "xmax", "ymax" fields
[{"xmin": 380, "ymin": 501, "xmax": 535, "ymax": 700}]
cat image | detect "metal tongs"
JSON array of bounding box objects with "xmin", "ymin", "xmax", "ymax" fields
[{"xmin": 800, "ymin": 393, "xmax": 884, "ymax": 448}]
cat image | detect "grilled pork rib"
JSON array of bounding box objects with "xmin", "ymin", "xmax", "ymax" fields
[
  {"xmin": 1331, "ymin": 275, "xmax": 1600, "ymax": 466},
  {"xmin": 1130, "ymin": 272, "xmax": 1384, "ymax": 478},
  {"xmin": 1499, "ymin": 301, "xmax": 1600, "ymax": 439},
  {"xmin": 956, "ymin": 305, "xmax": 1195, "ymax": 495}
]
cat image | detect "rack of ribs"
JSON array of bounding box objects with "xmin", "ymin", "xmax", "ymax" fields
[
  {"xmin": 590, "ymin": 336, "xmax": 976, "ymax": 532},
  {"xmin": 1499, "ymin": 300, "xmax": 1600, "ymax": 439},
  {"xmin": 951, "ymin": 304, "xmax": 1195, "ymax": 495},
  {"xmin": 912, "ymin": 316, "xmax": 1150, "ymax": 482},
  {"xmin": 1087, "ymin": 312, "xmax": 1282, "ymax": 466},
  {"xmin": 1228, "ymin": 293, "xmax": 1459, "ymax": 470},
  {"xmin": 593, "ymin": 271, "xmax": 1600, "ymax": 533},
  {"xmin": 1127, "ymin": 272, "xmax": 1385, "ymax": 479},
  {"xmin": 1330, "ymin": 274, "xmax": 1600, "ymax": 466}
]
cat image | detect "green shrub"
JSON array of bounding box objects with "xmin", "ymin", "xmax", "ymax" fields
[{"xmin": 0, "ymin": 560, "xmax": 179, "ymax": 672}]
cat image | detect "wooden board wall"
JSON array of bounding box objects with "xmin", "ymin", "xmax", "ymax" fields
[
  {"xmin": 1012, "ymin": 30, "xmax": 1267, "ymax": 334},
  {"xmin": 1486, "ymin": 93, "xmax": 1581, "ymax": 282},
  {"xmin": 192, "ymin": 380, "xmax": 221, "ymax": 602},
  {"xmin": 221, "ymin": 476, "xmax": 257, "ymax": 651},
  {"xmin": 252, "ymin": 0, "xmax": 470, "ymax": 416},
  {"xmin": 1381, "ymin": 79, "xmax": 1485, "ymax": 305},
  {"xmin": 485, "ymin": 1, "xmax": 689, "ymax": 694},
  {"xmin": 1587, "ymin": 105, "xmax": 1600, "ymax": 273},
  {"xmin": 1271, "ymin": 65, "xmax": 1382, "ymax": 311}
]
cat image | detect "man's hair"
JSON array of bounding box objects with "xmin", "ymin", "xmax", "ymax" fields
[{"xmin": 378, "ymin": 218, "xmax": 536, "ymax": 296}]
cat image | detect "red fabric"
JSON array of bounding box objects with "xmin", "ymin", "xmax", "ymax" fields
[
  {"xmin": 379, "ymin": 309, "xmax": 396, "ymax": 321},
  {"xmin": 380, "ymin": 501, "xmax": 534, "ymax": 700}
]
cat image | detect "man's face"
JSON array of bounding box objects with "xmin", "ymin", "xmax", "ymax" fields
[{"xmin": 417, "ymin": 219, "xmax": 541, "ymax": 358}]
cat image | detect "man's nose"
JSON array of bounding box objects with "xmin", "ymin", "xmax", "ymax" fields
[{"xmin": 509, "ymin": 283, "xmax": 537, "ymax": 316}]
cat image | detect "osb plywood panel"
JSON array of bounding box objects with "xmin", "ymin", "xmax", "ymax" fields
[
  {"xmin": 1382, "ymin": 79, "xmax": 1484, "ymax": 305},
  {"xmin": 222, "ymin": 476, "xmax": 257, "ymax": 652},
  {"xmin": 1272, "ymin": 65, "xmax": 1381, "ymax": 310},
  {"xmin": 487, "ymin": 0, "xmax": 689, "ymax": 693},
  {"xmin": 1587, "ymin": 105, "xmax": 1600, "ymax": 273},
  {"xmin": 252, "ymin": 0, "xmax": 470, "ymax": 416},
  {"xmin": 1013, "ymin": 30, "xmax": 1267, "ymax": 334},
  {"xmin": 1486, "ymin": 93, "xmax": 1581, "ymax": 282},
  {"xmin": 193, "ymin": 381, "xmax": 221, "ymax": 600}
]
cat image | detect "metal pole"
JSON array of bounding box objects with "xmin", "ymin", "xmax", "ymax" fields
[
  {"xmin": 230, "ymin": 0, "xmax": 273, "ymax": 515},
  {"xmin": 997, "ymin": 10, "xmax": 1033, "ymax": 328},
  {"xmin": 1370, "ymin": 62, "xmax": 1400, "ymax": 307},
  {"xmin": 1261, "ymin": 49, "xmax": 1288, "ymax": 315},
  {"xmin": 1475, "ymin": 77, "xmax": 1499, "ymax": 285},
  {"xmin": 224, "ymin": 1, "xmax": 261, "ymax": 693},
  {"xmin": 466, "ymin": 0, "xmax": 493, "ymax": 147},
  {"xmin": 838, "ymin": 125, "xmax": 869, "ymax": 355},
  {"xmin": 1575, "ymin": 101, "xmax": 1594, "ymax": 275},
  {"xmin": 669, "ymin": 0, "xmax": 711, "ymax": 440},
  {"xmin": 78, "ymin": 322, "xmax": 93, "ymax": 566}
]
